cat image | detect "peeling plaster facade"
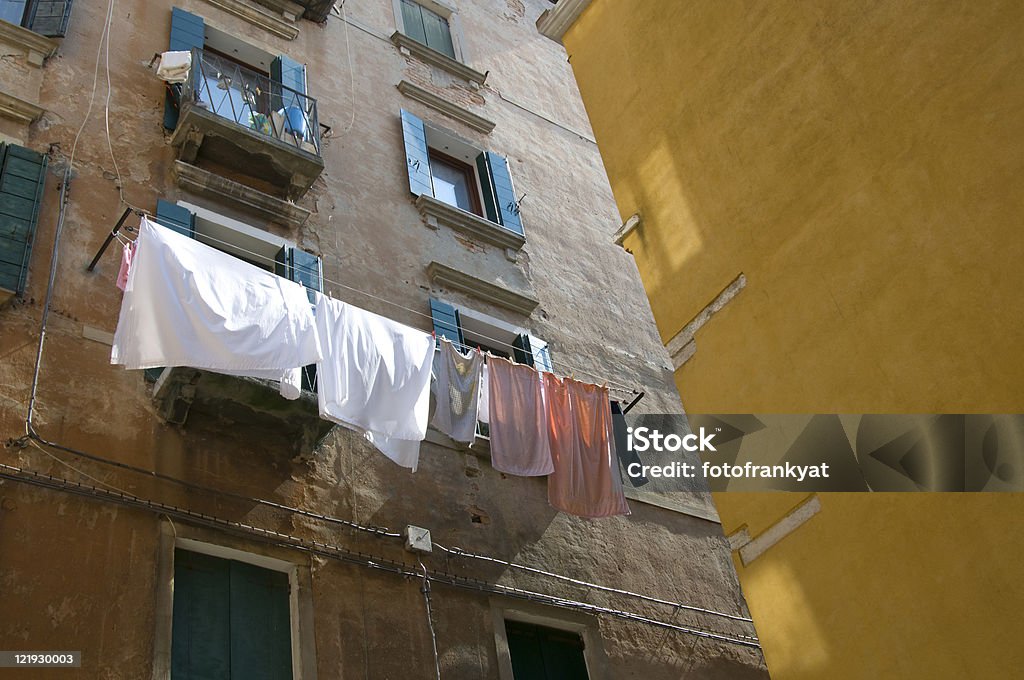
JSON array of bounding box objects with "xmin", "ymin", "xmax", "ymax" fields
[{"xmin": 0, "ymin": 1, "xmax": 767, "ymax": 678}]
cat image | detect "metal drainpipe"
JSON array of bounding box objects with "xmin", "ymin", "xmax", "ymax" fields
[{"xmin": 24, "ymin": 165, "xmax": 72, "ymax": 439}]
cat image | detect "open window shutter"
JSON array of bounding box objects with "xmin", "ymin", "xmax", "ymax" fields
[
  {"xmin": 228, "ymin": 560, "xmax": 293, "ymax": 680},
  {"xmin": 274, "ymin": 246, "xmax": 321, "ymax": 291},
  {"xmin": 528, "ymin": 335, "xmax": 552, "ymax": 372},
  {"xmin": 401, "ymin": 109, "xmax": 433, "ymax": 197},
  {"xmin": 482, "ymin": 151, "xmax": 523, "ymax": 235},
  {"xmin": 0, "ymin": 143, "xmax": 47, "ymax": 299},
  {"xmin": 475, "ymin": 152, "xmax": 499, "ymax": 224},
  {"xmin": 171, "ymin": 550, "xmax": 231, "ymax": 679},
  {"xmin": 27, "ymin": 0, "xmax": 73, "ymax": 37},
  {"xmin": 271, "ymin": 54, "xmax": 306, "ymax": 115},
  {"xmin": 512, "ymin": 334, "xmax": 534, "ymax": 367},
  {"xmin": 429, "ymin": 297, "xmax": 463, "ymax": 347},
  {"xmin": 164, "ymin": 7, "xmax": 205, "ymax": 130},
  {"xmin": 155, "ymin": 199, "xmax": 195, "ymax": 238}
]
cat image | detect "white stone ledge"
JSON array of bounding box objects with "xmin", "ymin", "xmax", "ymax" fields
[
  {"xmin": 416, "ymin": 193, "xmax": 525, "ymax": 252},
  {"xmin": 396, "ymin": 80, "xmax": 494, "ymax": 134},
  {"xmin": 427, "ymin": 260, "xmax": 538, "ymax": 316},
  {"xmin": 0, "ymin": 90, "xmax": 44, "ymax": 123},
  {"xmin": 199, "ymin": 0, "xmax": 299, "ymax": 39},
  {"xmin": 390, "ymin": 31, "xmax": 487, "ymax": 87},
  {"xmin": 173, "ymin": 160, "xmax": 311, "ymax": 228},
  {"xmin": 536, "ymin": 0, "xmax": 591, "ymax": 43},
  {"xmin": 0, "ymin": 19, "xmax": 59, "ymax": 66}
]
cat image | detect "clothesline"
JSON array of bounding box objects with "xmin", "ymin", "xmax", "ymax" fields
[{"xmin": 111, "ymin": 218, "xmax": 642, "ymax": 396}]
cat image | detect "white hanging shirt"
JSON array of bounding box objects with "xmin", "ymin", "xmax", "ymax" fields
[
  {"xmin": 315, "ymin": 295, "xmax": 434, "ymax": 470},
  {"xmin": 111, "ymin": 217, "xmax": 322, "ymax": 386},
  {"xmin": 431, "ymin": 338, "xmax": 484, "ymax": 444}
]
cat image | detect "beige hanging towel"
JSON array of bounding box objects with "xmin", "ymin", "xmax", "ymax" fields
[
  {"xmin": 545, "ymin": 374, "xmax": 631, "ymax": 518},
  {"xmin": 487, "ymin": 356, "xmax": 553, "ymax": 476}
]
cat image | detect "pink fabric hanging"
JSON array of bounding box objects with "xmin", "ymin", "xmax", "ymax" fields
[
  {"xmin": 545, "ymin": 373, "xmax": 630, "ymax": 518},
  {"xmin": 487, "ymin": 356, "xmax": 553, "ymax": 476},
  {"xmin": 115, "ymin": 240, "xmax": 136, "ymax": 291}
]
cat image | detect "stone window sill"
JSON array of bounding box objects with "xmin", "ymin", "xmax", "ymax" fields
[
  {"xmin": 416, "ymin": 194, "xmax": 525, "ymax": 252},
  {"xmin": 198, "ymin": 0, "xmax": 299, "ymax": 40},
  {"xmin": 0, "ymin": 19, "xmax": 59, "ymax": 67},
  {"xmin": 390, "ymin": 31, "xmax": 487, "ymax": 87}
]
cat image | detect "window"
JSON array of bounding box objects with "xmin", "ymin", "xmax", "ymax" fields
[
  {"xmin": 402, "ymin": 109, "xmax": 525, "ymax": 237},
  {"xmin": 429, "ymin": 298, "xmax": 551, "ymax": 370},
  {"xmin": 399, "ymin": 0, "xmax": 455, "ymax": 59},
  {"xmin": 0, "ymin": 142, "xmax": 47, "ymax": 304},
  {"xmin": 172, "ymin": 548, "xmax": 293, "ymax": 679},
  {"xmin": 0, "ymin": 0, "xmax": 72, "ymax": 37},
  {"xmin": 505, "ymin": 620, "xmax": 589, "ymax": 680},
  {"xmin": 164, "ymin": 7, "xmax": 315, "ymax": 155}
]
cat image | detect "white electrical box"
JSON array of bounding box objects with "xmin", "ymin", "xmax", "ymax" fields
[{"xmin": 405, "ymin": 525, "xmax": 432, "ymax": 554}]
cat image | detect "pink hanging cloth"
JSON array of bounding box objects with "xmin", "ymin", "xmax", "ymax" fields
[
  {"xmin": 545, "ymin": 373, "xmax": 630, "ymax": 518},
  {"xmin": 487, "ymin": 356, "xmax": 553, "ymax": 476},
  {"xmin": 115, "ymin": 240, "xmax": 136, "ymax": 291}
]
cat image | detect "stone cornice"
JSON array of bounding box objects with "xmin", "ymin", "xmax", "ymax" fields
[
  {"xmin": 199, "ymin": 0, "xmax": 299, "ymax": 39},
  {"xmin": 390, "ymin": 31, "xmax": 487, "ymax": 87},
  {"xmin": 416, "ymin": 194, "xmax": 525, "ymax": 252},
  {"xmin": 396, "ymin": 80, "xmax": 495, "ymax": 134},
  {"xmin": 173, "ymin": 160, "xmax": 311, "ymax": 228},
  {"xmin": 0, "ymin": 90, "xmax": 44, "ymax": 123},
  {"xmin": 0, "ymin": 19, "xmax": 59, "ymax": 67},
  {"xmin": 427, "ymin": 261, "xmax": 538, "ymax": 316},
  {"xmin": 536, "ymin": 0, "xmax": 591, "ymax": 43}
]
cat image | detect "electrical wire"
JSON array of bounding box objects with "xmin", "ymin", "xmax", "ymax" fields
[
  {"xmin": 112, "ymin": 219, "xmax": 641, "ymax": 396},
  {"xmin": 434, "ymin": 543, "xmax": 755, "ymax": 625},
  {"xmin": 420, "ymin": 561, "xmax": 443, "ymax": 680},
  {"xmin": 0, "ymin": 462, "xmax": 760, "ymax": 649}
]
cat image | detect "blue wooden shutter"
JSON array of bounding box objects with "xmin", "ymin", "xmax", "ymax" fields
[
  {"xmin": 27, "ymin": 0, "xmax": 74, "ymax": 37},
  {"xmin": 482, "ymin": 151, "xmax": 523, "ymax": 235},
  {"xmin": 512, "ymin": 334, "xmax": 533, "ymax": 367},
  {"xmin": 401, "ymin": 109, "xmax": 433, "ymax": 197},
  {"xmin": 228, "ymin": 560, "xmax": 293, "ymax": 679},
  {"xmin": 171, "ymin": 550, "xmax": 232, "ymax": 679},
  {"xmin": 155, "ymin": 199, "xmax": 195, "ymax": 238},
  {"xmin": 399, "ymin": 0, "xmax": 426, "ymax": 45},
  {"xmin": 528, "ymin": 335, "xmax": 552, "ymax": 372},
  {"xmin": 274, "ymin": 246, "xmax": 321, "ymax": 291},
  {"xmin": 0, "ymin": 143, "xmax": 47, "ymax": 299},
  {"xmin": 164, "ymin": 7, "xmax": 205, "ymax": 130},
  {"xmin": 429, "ymin": 297, "xmax": 463, "ymax": 347},
  {"xmin": 271, "ymin": 54, "xmax": 306, "ymax": 116}
]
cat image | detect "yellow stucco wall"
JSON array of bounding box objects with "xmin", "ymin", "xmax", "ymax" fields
[{"xmin": 563, "ymin": 1, "xmax": 1024, "ymax": 677}]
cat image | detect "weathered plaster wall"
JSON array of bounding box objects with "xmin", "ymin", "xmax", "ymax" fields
[
  {"xmin": 562, "ymin": 1, "xmax": 1024, "ymax": 678},
  {"xmin": 0, "ymin": 1, "xmax": 765, "ymax": 678}
]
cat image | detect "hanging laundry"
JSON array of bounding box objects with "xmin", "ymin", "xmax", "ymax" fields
[
  {"xmin": 315, "ymin": 294, "xmax": 434, "ymax": 471},
  {"xmin": 155, "ymin": 51, "xmax": 192, "ymax": 83},
  {"xmin": 431, "ymin": 338, "xmax": 484, "ymax": 444},
  {"xmin": 478, "ymin": 363, "xmax": 489, "ymax": 425},
  {"xmin": 115, "ymin": 240, "xmax": 135, "ymax": 291},
  {"xmin": 110, "ymin": 217, "xmax": 322, "ymax": 396},
  {"xmin": 487, "ymin": 356, "xmax": 553, "ymax": 476},
  {"xmin": 545, "ymin": 374, "xmax": 631, "ymax": 518}
]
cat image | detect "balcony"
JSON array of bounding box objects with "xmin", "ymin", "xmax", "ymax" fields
[
  {"xmin": 251, "ymin": 0, "xmax": 335, "ymax": 23},
  {"xmin": 169, "ymin": 49, "xmax": 324, "ymax": 201}
]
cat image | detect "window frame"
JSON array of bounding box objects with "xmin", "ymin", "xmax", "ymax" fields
[
  {"xmin": 391, "ymin": 0, "xmax": 467, "ymax": 63},
  {"xmin": 153, "ymin": 524, "xmax": 319, "ymax": 680},
  {"xmin": 427, "ymin": 147, "xmax": 483, "ymax": 217},
  {"xmin": 491, "ymin": 600, "xmax": 608, "ymax": 680}
]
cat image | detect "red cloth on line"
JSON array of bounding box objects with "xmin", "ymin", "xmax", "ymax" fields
[
  {"xmin": 545, "ymin": 373, "xmax": 630, "ymax": 518},
  {"xmin": 487, "ymin": 356, "xmax": 553, "ymax": 476}
]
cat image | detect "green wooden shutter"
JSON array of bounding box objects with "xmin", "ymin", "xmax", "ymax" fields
[
  {"xmin": 0, "ymin": 143, "xmax": 48, "ymax": 299},
  {"xmin": 528, "ymin": 335, "xmax": 552, "ymax": 372},
  {"xmin": 228, "ymin": 560, "xmax": 293, "ymax": 680},
  {"xmin": 172, "ymin": 550, "xmax": 232, "ymax": 680},
  {"xmin": 429, "ymin": 297, "xmax": 463, "ymax": 347},
  {"xmin": 422, "ymin": 7, "xmax": 455, "ymax": 59},
  {"xmin": 156, "ymin": 199, "xmax": 195, "ymax": 238},
  {"xmin": 401, "ymin": 109, "xmax": 433, "ymax": 197},
  {"xmin": 505, "ymin": 620, "xmax": 589, "ymax": 680},
  {"xmin": 276, "ymin": 246, "xmax": 321, "ymax": 390},
  {"xmin": 475, "ymin": 152, "xmax": 500, "ymax": 224},
  {"xmin": 483, "ymin": 151, "xmax": 523, "ymax": 235},
  {"xmin": 399, "ymin": 0, "xmax": 426, "ymax": 45},
  {"xmin": 27, "ymin": 0, "xmax": 73, "ymax": 37},
  {"xmin": 512, "ymin": 334, "xmax": 533, "ymax": 367},
  {"xmin": 164, "ymin": 7, "xmax": 205, "ymax": 130}
]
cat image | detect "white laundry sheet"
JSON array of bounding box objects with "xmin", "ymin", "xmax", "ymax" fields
[
  {"xmin": 315, "ymin": 295, "xmax": 434, "ymax": 470},
  {"xmin": 111, "ymin": 217, "xmax": 321, "ymax": 398}
]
